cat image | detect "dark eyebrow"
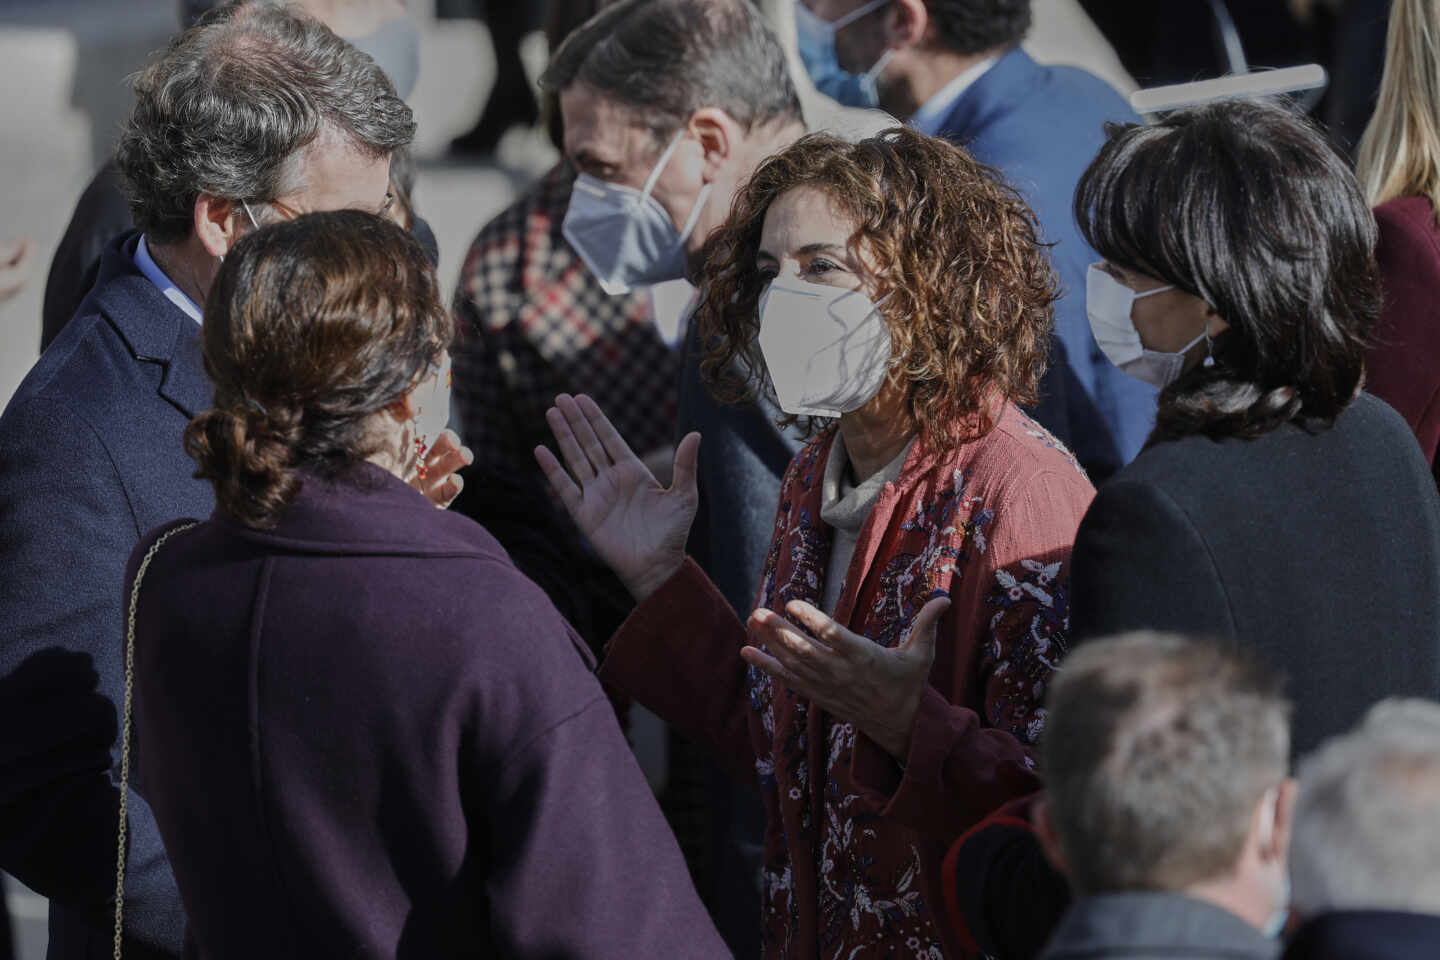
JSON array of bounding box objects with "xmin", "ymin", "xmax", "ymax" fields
[{"xmin": 756, "ymin": 242, "xmax": 848, "ymax": 262}]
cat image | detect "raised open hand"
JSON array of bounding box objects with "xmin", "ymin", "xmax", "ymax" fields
[{"xmin": 535, "ymin": 394, "xmax": 700, "ymax": 601}]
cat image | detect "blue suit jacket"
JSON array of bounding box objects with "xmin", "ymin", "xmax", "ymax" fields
[
  {"xmin": 936, "ymin": 47, "xmax": 1156, "ymax": 479},
  {"xmin": 0, "ymin": 232, "xmax": 210, "ymax": 958}
]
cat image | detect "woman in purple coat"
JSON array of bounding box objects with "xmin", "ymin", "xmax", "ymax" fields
[{"xmin": 123, "ymin": 211, "xmax": 727, "ymax": 959}]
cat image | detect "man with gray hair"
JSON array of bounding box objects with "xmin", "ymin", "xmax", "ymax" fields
[
  {"xmin": 1284, "ymin": 698, "xmax": 1440, "ymax": 959},
  {"xmin": 1031, "ymin": 633, "xmax": 1295, "ymax": 959},
  {"xmin": 0, "ymin": 5, "xmax": 450, "ymax": 957},
  {"xmin": 43, "ymin": 0, "xmax": 430, "ymax": 351}
]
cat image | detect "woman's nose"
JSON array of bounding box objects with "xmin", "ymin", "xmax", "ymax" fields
[{"xmin": 776, "ymin": 257, "xmax": 804, "ymax": 281}]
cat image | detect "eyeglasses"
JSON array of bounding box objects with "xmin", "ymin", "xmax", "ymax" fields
[{"xmin": 240, "ymin": 193, "xmax": 397, "ymax": 228}]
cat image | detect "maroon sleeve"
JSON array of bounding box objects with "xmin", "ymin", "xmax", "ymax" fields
[
  {"xmin": 598, "ymin": 558, "xmax": 759, "ymax": 787},
  {"xmin": 1368, "ymin": 197, "xmax": 1440, "ymax": 467}
]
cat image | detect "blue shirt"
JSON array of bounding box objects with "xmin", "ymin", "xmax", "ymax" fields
[
  {"xmin": 929, "ymin": 46, "xmax": 1156, "ymax": 477},
  {"xmin": 133, "ymin": 234, "xmax": 204, "ymax": 324}
]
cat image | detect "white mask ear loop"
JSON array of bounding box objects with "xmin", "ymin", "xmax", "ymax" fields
[
  {"xmin": 240, "ymin": 199, "xmax": 262, "ymax": 231},
  {"xmin": 831, "ymin": 0, "xmax": 891, "ymax": 30},
  {"xmin": 639, "ymin": 131, "xmax": 686, "ymax": 201},
  {"xmin": 641, "ymin": 129, "xmax": 712, "ymax": 248}
]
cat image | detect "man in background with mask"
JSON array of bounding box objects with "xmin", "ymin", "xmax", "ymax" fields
[
  {"xmin": 0, "ymin": 6, "xmax": 463, "ymax": 956},
  {"xmin": 796, "ymin": 0, "xmax": 1148, "ymax": 481},
  {"xmin": 543, "ymin": 0, "xmax": 808, "ymax": 635},
  {"xmin": 40, "ymin": 0, "xmax": 429, "ymax": 351},
  {"xmin": 539, "ymin": 2, "xmax": 805, "ymax": 951},
  {"xmin": 1029, "ymin": 632, "xmax": 1294, "ymax": 960}
]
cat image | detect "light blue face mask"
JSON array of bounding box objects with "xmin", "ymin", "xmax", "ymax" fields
[
  {"xmin": 793, "ymin": 0, "xmax": 895, "ymax": 108},
  {"xmin": 562, "ymin": 131, "xmax": 713, "ymax": 296}
]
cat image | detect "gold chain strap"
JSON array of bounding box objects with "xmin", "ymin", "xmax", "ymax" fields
[{"xmin": 114, "ymin": 522, "xmax": 198, "ymax": 960}]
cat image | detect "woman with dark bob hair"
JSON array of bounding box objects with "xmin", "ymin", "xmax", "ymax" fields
[
  {"xmin": 121, "ymin": 210, "xmax": 727, "ymax": 958},
  {"xmin": 1069, "ymin": 99, "xmax": 1440, "ymax": 753},
  {"xmin": 537, "ymin": 128, "xmax": 1096, "ymax": 958}
]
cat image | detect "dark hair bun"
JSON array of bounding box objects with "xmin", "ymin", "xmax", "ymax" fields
[
  {"xmin": 184, "ymin": 403, "xmax": 303, "ymax": 529},
  {"xmin": 186, "ymin": 210, "xmax": 452, "ymax": 529}
]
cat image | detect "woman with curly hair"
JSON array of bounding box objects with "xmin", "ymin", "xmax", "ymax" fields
[{"xmin": 536, "ymin": 128, "xmax": 1095, "ymax": 959}]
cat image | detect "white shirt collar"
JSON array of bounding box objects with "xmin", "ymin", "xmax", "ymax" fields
[
  {"xmin": 134, "ymin": 234, "xmax": 204, "ymax": 325},
  {"xmin": 908, "ymin": 55, "xmax": 1000, "ymax": 137}
]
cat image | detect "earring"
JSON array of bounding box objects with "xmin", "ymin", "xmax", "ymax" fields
[
  {"xmin": 414, "ymin": 435, "xmax": 429, "ymax": 481},
  {"xmin": 1202, "ymin": 329, "xmax": 1216, "ymax": 368}
]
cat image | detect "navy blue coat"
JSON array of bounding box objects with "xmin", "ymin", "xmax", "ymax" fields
[
  {"xmin": 1283, "ymin": 911, "xmax": 1440, "ymax": 960},
  {"xmin": 935, "ymin": 47, "xmax": 1156, "ymax": 481},
  {"xmin": 0, "ymin": 232, "xmax": 208, "ymax": 958}
]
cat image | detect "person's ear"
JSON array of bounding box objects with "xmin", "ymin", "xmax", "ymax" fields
[
  {"xmin": 387, "ymin": 388, "xmax": 418, "ymax": 425},
  {"xmin": 887, "ymin": 0, "xmax": 931, "ymax": 49},
  {"xmin": 194, "ymin": 194, "xmax": 245, "ymax": 259},
  {"xmin": 1204, "ymin": 300, "xmax": 1231, "ymax": 338},
  {"xmin": 1032, "ymin": 798, "xmax": 1071, "ymax": 877},
  {"xmin": 1265, "ymin": 778, "xmax": 1298, "ymax": 866},
  {"xmin": 687, "ymin": 107, "xmax": 742, "ymax": 184}
]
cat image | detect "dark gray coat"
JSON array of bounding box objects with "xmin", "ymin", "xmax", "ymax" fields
[
  {"xmin": 1042, "ymin": 892, "xmax": 1278, "ymax": 960},
  {"xmin": 1071, "ymin": 393, "xmax": 1440, "ymax": 753}
]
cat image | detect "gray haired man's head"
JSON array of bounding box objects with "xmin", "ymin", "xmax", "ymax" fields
[
  {"xmin": 543, "ymin": 0, "xmax": 803, "ymax": 148},
  {"xmin": 1040, "ymin": 632, "xmax": 1291, "ymax": 897},
  {"xmin": 1290, "ymin": 698, "xmax": 1440, "ymax": 916},
  {"xmin": 117, "ymin": 1, "xmax": 414, "ymax": 246}
]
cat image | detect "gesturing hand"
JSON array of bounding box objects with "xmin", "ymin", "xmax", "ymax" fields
[
  {"xmin": 409, "ymin": 428, "xmax": 473, "ymax": 509},
  {"xmin": 743, "ymin": 596, "xmax": 952, "ymax": 763},
  {"xmin": 535, "ymin": 393, "xmax": 700, "ymax": 601}
]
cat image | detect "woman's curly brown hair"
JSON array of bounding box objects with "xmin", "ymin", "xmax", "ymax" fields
[{"xmin": 696, "ymin": 127, "xmax": 1058, "ymax": 447}]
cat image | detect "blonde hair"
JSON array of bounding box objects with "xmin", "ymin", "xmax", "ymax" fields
[{"xmin": 1355, "ymin": 0, "xmax": 1440, "ymax": 211}]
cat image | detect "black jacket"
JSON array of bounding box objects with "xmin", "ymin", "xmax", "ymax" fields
[
  {"xmin": 1071, "ymin": 393, "xmax": 1440, "ymax": 753},
  {"xmin": 1283, "ymin": 911, "xmax": 1440, "ymax": 960}
]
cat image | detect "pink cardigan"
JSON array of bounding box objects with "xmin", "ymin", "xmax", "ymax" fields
[{"xmin": 601, "ymin": 403, "xmax": 1096, "ymax": 958}]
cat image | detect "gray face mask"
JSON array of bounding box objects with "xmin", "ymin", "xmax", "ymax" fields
[
  {"xmin": 562, "ymin": 131, "xmax": 712, "ymax": 296},
  {"xmin": 348, "ymin": 14, "xmax": 421, "ymax": 102}
]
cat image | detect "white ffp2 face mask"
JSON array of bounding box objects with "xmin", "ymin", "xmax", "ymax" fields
[
  {"xmin": 1087, "ymin": 263, "xmax": 1209, "ymax": 389},
  {"xmin": 758, "ymin": 278, "xmax": 892, "ymax": 417},
  {"xmin": 411, "ymin": 352, "xmax": 452, "ymax": 458},
  {"xmin": 562, "ymin": 131, "xmax": 713, "ymax": 296}
]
